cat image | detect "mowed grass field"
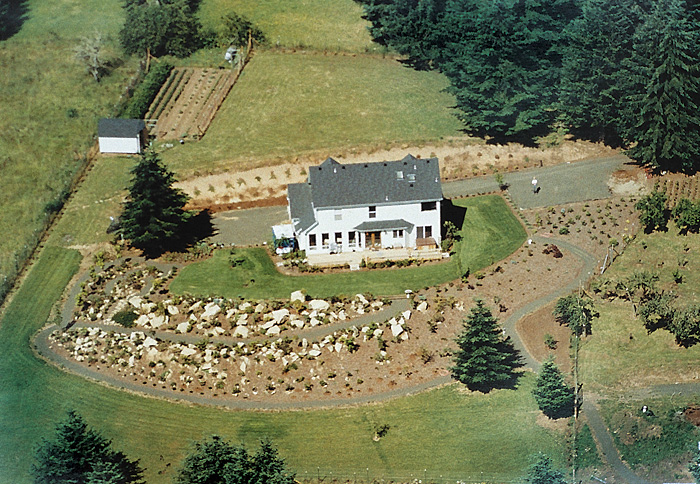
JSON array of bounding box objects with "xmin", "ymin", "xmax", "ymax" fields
[
  {"xmin": 199, "ymin": 0, "xmax": 377, "ymax": 53},
  {"xmin": 170, "ymin": 195, "xmax": 526, "ymax": 298},
  {"xmin": 580, "ymin": 230, "xmax": 700, "ymax": 393},
  {"xmin": 0, "ymin": 0, "xmax": 137, "ymax": 298},
  {"xmin": 0, "ymin": 246, "xmax": 565, "ymax": 484},
  {"xmin": 160, "ymin": 51, "xmax": 463, "ymax": 176}
]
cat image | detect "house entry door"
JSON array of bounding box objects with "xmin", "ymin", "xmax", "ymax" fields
[{"xmin": 366, "ymin": 231, "xmax": 381, "ymax": 248}]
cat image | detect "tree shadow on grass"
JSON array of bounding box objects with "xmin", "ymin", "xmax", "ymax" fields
[
  {"xmin": 181, "ymin": 209, "xmax": 217, "ymax": 247},
  {"xmin": 0, "ymin": 0, "xmax": 29, "ymax": 41},
  {"xmin": 442, "ymin": 199, "xmax": 467, "ymax": 232}
]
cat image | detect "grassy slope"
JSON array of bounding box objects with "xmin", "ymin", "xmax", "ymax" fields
[
  {"xmin": 0, "ymin": 247, "xmax": 564, "ymax": 484},
  {"xmin": 0, "ymin": 0, "xmax": 137, "ymax": 295},
  {"xmin": 580, "ymin": 231, "xmax": 700, "ymax": 392},
  {"xmin": 170, "ymin": 195, "xmax": 526, "ymax": 298},
  {"xmin": 160, "ymin": 51, "xmax": 462, "ymax": 176},
  {"xmin": 198, "ymin": 0, "xmax": 377, "ymax": 53}
]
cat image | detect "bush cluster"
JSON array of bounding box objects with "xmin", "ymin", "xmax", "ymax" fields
[{"xmin": 123, "ymin": 62, "xmax": 174, "ymax": 119}]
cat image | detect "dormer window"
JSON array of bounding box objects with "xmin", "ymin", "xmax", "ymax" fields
[
  {"xmin": 396, "ymin": 171, "xmax": 404, "ymax": 180},
  {"xmin": 407, "ymin": 173, "xmax": 416, "ymax": 182},
  {"xmin": 369, "ymin": 205, "xmax": 376, "ymax": 218}
]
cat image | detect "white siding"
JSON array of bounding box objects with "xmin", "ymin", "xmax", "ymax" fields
[
  {"xmin": 98, "ymin": 136, "xmax": 141, "ymax": 154},
  {"xmin": 300, "ymin": 201, "xmax": 441, "ymax": 254}
]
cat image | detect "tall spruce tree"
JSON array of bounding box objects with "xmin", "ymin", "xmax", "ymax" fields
[
  {"xmin": 450, "ymin": 300, "xmax": 520, "ymax": 392},
  {"xmin": 524, "ymin": 454, "xmax": 567, "ymax": 484},
  {"xmin": 560, "ymin": 0, "xmax": 648, "ymax": 145},
  {"xmin": 32, "ymin": 410, "xmax": 143, "ymax": 484},
  {"xmin": 533, "ymin": 358, "xmax": 575, "ymax": 419},
  {"xmin": 120, "ymin": 148, "xmax": 191, "ymax": 257},
  {"xmin": 175, "ymin": 437, "xmax": 295, "ymax": 484},
  {"xmin": 625, "ymin": 0, "xmax": 700, "ymax": 172}
]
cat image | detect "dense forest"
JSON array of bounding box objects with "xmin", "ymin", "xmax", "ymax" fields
[{"xmin": 355, "ymin": 0, "xmax": 700, "ymax": 172}]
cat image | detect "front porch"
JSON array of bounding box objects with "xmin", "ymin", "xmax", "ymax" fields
[{"xmin": 307, "ymin": 246, "xmax": 446, "ymax": 269}]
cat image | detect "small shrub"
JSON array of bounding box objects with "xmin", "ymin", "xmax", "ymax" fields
[
  {"xmin": 112, "ymin": 309, "xmax": 138, "ymax": 328},
  {"xmin": 544, "ymin": 333, "xmax": 557, "ymax": 350}
]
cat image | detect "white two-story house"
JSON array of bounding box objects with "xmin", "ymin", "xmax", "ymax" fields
[{"xmin": 286, "ymin": 155, "xmax": 443, "ymax": 255}]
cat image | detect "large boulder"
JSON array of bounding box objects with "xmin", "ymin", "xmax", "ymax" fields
[
  {"xmin": 143, "ymin": 336, "xmax": 158, "ymax": 347},
  {"xmin": 149, "ymin": 314, "xmax": 168, "ymax": 328},
  {"xmin": 290, "ymin": 290, "xmax": 305, "ymax": 302},
  {"xmin": 390, "ymin": 323, "xmax": 404, "ymax": 337},
  {"xmin": 266, "ymin": 325, "xmax": 281, "ymax": 336},
  {"xmin": 309, "ymin": 299, "xmax": 330, "ymax": 312},
  {"xmin": 201, "ymin": 303, "xmax": 221, "ymax": 320},
  {"xmin": 181, "ymin": 347, "xmax": 197, "ymax": 357},
  {"xmin": 233, "ymin": 326, "xmax": 249, "ymax": 338},
  {"xmin": 270, "ymin": 308, "xmax": 290, "ymax": 324},
  {"xmin": 176, "ymin": 322, "xmax": 190, "ymax": 333}
]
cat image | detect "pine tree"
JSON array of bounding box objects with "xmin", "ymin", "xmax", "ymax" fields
[
  {"xmin": 32, "ymin": 410, "xmax": 143, "ymax": 484},
  {"xmin": 120, "ymin": 148, "xmax": 191, "ymax": 257},
  {"xmin": 533, "ymin": 358, "xmax": 575, "ymax": 419},
  {"xmin": 625, "ymin": 0, "xmax": 700, "ymax": 172},
  {"xmin": 175, "ymin": 437, "xmax": 295, "ymax": 484},
  {"xmin": 524, "ymin": 454, "xmax": 567, "ymax": 484},
  {"xmin": 560, "ymin": 0, "xmax": 648, "ymax": 145},
  {"xmin": 450, "ymin": 300, "xmax": 521, "ymax": 392}
]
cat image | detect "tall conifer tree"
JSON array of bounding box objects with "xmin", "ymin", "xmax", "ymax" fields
[
  {"xmin": 120, "ymin": 148, "xmax": 191, "ymax": 257},
  {"xmin": 533, "ymin": 358, "xmax": 575, "ymax": 418},
  {"xmin": 625, "ymin": 0, "xmax": 700, "ymax": 172},
  {"xmin": 450, "ymin": 300, "xmax": 520, "ymax": 392}
]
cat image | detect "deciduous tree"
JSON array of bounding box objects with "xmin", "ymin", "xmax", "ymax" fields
[
  {"xmin": 120, "ymin": 148, "xmax": 191, "ymax": 257},
  {"xmin": 75, "ymin": 31, "xmax": 107, "ymax": 82},
  {"xmin": 450, "ymin": 300, "xmax": 520, "ymax": 392},
  {"xmin": 635, "ymin": 189, "xmax": 668, "ymax": 233},
  {"xmin": 553, "ymin": 293, "xmax": 597, "ymax": 336},
  {"xmin": 533, "ymin": 358, "xmax": 575, "ymax": 419},
  {"xmin": 32, "ymin": 410, "xmax": 143, "ymax": 484}
]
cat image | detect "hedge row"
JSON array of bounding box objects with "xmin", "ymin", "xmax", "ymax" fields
[{"xmin": 123, "ymin": 62, "xmax": 174, "ymax": 119}]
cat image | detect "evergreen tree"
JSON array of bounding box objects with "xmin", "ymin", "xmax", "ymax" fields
[
  {"xmin": 32, "ymin": 410, "xmax": 143, "ymax": 484},
  {"xmin": 120, "ymin": 148, "xmax": 191, "ymax": 257},
  {"xmin": 533, "ymin": 358, "xmax": 575, "ymax": 419},
  {"xmin": 175, "ymin": 437, "xmax": 295, "ymax": 484},
  {"xmin": 524, "ymin": 454, "xmax": 567, "ymax": 484},
  {"xmin": 635, "ymin": 189, "xmax": 669, "ymax": 233},
  {"xmin": 625, "ymin": 0, "xmax": 700, "ymax": 172},
  {"xmin": 688, "ymin": 449, "xmax": 700, "ymax": 483},
  {"xmin": 560, "ymin": 0, "xmax": 647, "ymax": 145},
  {"xmin": 450, "ymin": 300, "xmax": 521, "ymax": 392}
]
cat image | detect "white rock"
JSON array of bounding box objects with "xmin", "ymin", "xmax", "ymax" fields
[
  {"xmin": 266, "ymin": 325, "xmax": 281, "ymax": 336},
  {"xmin": 401, "ymin": 332, "xmax": 409, "ymax": 340},
  {"xmin": 239, "ymin": 302, "xmax": 252, "ymax": 311},
  {"xmin": 374, "ymin": 328, "xmax": 384, "ymax": 338},
  {"xmin": 290, "ymin": 319, "xmax": 304, "ymax": 329},
  {"xmin": 334, "ymin": 342, "xmax": 343, "ymax": 353},
  {"xmin": 213, "ymin": 327, "xmax": 225, "ymax": 335},
  {"xmin": 177, "ymin": 322, "xmax": 190, "ymax": 333},
  {"xmin": 240, "ymin": 361, "xmax": 247, "ymax": 373},
  {"xmin": 338, "ymin": 310, "xmax": 347, "ymax": 320},
  {"xmin": 167, "ymin": 305, "xmax": 179, "ymax": 315},
  {"xmin": 226, "ymin": 308, "xmax": 237, "ymax": 319},
  {"xmin": 290, "ymin": 290, "xmax": 305, "ymax": 302},
  {"xmin": 136, "ymin": 314, "xmax": 150, "ymax": 327},
  {"xmin": 201, "ymin": 363, "xmax": 212, "ymax": 371},
  {"xmin": 128, "ymin": 355, "xmax": 136, "ymax": 367},
  {"xmin": 416, "ymin": 301, "xmax": 428, "ymax": 312},
  {"xmin": 147, "ymin": 347, "xmax": 159, "ymax": 358},
  {"xmin": 181, "ymin": 347, "xmax": 197, "ymax": 357},
  {"xmin": 308, "ymin": 349, "xmax": 322, "ymax": 357},
  {"xmin": 356, "ymin": 294, "xmax": 368, "ymax": 305},
  {"xmin": 270, "ymin": 308, "xmax": 289, "ymax": 324},
  {"xmin": 302, "ymin": 338, "xmax": 308, "ymax": 349},
  {"xmin": 309, "ymin": 317, "xmax": 321, "ymax": 327},
  {"xmin": 402, "ymin": 310, "xmax": 411, "ymax": 320},
  {"xmin": 309, "ymin": 299, "xmax": 330, "ymax": 311},
  {"xmin": 233, "ymin": 326, "xmax": 249, "ymax": 338},
  {"xmin": 188, "ymin": 301, "xmax": 202, "ymax": 313},
  {"xmin": 149, "ymin": 314, "xmax": 168, "ymax": 328},
  {"xmin": 254, "ymin": 303, "xmax": 265, "ymax": 313},
  {"xmin": 391, "ymin": 323, "xmax": 404, "ymax": 337},
  {"xmin": 356, "ymin": 307, "xmax": 365, "ymax": 315},
  {"xmin": 143, "ymin": 336, "xmax": 158, "ymax": 347},
  {"xmin": 189, "ymin": 313, "xmax": 198, "ymax": 322},
  {"xmin": 128, "ymin": 296, "xmax": 143, "ymax": 308},
  {"xmin": 202, "ymin": 303, "xmax": 221, "ymax": 320},
  {"xmin": 261, "ymin": 319, "xmax": 276, "ymax": 330},
  {"xmin": 141, "ymin": 302, "xmax": 156, "ymax": 313},
  {"xmin": 237, "ymin": 314, "xmax": 248, "ymax": 325}
]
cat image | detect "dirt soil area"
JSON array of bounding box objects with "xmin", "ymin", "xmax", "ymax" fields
[{"xmin": 175, "ymin": 140, "xmax": 617, "ymax": 212}]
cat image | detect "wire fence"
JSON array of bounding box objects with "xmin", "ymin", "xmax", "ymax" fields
[{"xmin": 294, "ymin": 468, "xmax": 516, "ymax": 484}]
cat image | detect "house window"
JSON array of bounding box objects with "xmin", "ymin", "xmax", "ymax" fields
[
  {"xmin": 335, "ymin": 232, "xmax": 342, "ymax": 244},
  {"xmin": 348, "ymin": 231, "xmax": 356, "ymax": 246},
  {"xmin": 417, "ymin": 226, "xmax": 433, "ymax": 238},
  {"xmin": 421, "ymin": 201, "xmax": 437, "ymax": 211},
  {"xmin": 309, "ymin": 234, "xmax": 317, "ymax": 248},
  {"xmin": 334, "ymin": 210, "xmax": 342, "ymax": 221},
  {"xmin": 396, "ymin": 171, "xmax": 404, "ymax": 180},
  {"xmin": 369, "ymin": 206, "xmax": 376, "ymax": 219},
  {"xmin": 393, "ymin": 229, "xmax": 404, "ymax": 238},
  {"xmin": 321, "ymin": 233, "xmax": 329, "ymax": 248}
]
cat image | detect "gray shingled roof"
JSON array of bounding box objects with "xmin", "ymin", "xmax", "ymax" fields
[
  {"xmin": 287, "ymin": 182, "xmax": 316, "ymax": 233},
  {"xmin": 308, "ymin": 155, "xmax": 442, "ymax": 208},
  {"xmin": 353, "ymin": 219, "xmax": 414, "ymax": 232},
  {"xmin": 98, "ymin": 118, "xmax": 145, "ymax": 138}
]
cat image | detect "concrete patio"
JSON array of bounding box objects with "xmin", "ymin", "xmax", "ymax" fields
[{"xmin": 307, "ymin": 247, "xmax": 446, "ymax": 268}]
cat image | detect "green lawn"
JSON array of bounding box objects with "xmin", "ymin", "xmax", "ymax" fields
[
  {"xmin": 198, "ymin": 0, "xmax": 377, "ymax": 53},
  {"xmin": 580, "ymin": 231, "xmax": 700, "ymax": 393},
  {"xmin": 170, "ymin": 195, "xmax": 526, "ymax": 298},
  {"xmin": 0, "ymin": 0, "xmax": 138, "ymax": 301},
  {"xmin": 160, "ymin": 51, "xmax": 462, "ymax": 176},
  {"xmin": 0, "ymin": 247, "xmax": 564, "ymax": 484}
]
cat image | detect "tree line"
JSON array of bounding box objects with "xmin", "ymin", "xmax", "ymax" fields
[{"xmin": 355, "ymin": 0, "xmax": 700, "ymax": 172}]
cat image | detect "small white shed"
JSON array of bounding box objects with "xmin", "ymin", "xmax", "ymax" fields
[{"xmin": 98, "ymin": 119, "xmax": 146, "ymax": 154}]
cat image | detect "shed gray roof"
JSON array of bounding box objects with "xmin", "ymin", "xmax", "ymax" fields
[
  {"xmin": 98, "ymin": 118, "xmax": 145, "ymax": 138},
  {"xmin": 354, "ymin": 219, "xmax": 414, "ymax": 232},
  {"xmin": 308, "ymin": 155, "xmax": 442, "ymax": 208},
  {"xmin": 288, "ymin": 182, "xmax": 316, "ymax": 234}
]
